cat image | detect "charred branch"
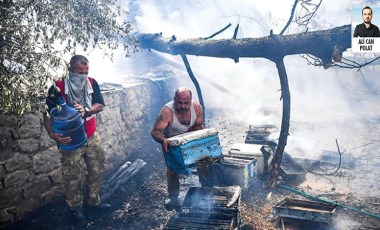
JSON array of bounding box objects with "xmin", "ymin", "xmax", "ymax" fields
[
  {"xmin": 269, "ymin": 58, "xmax": 291, "ymax": 187},
  {"xmin": 280, "ymin": 0, "xmax": 299, "ymax": 35},
  {"xmin": 181, "ymin": 54, "xmax": 206, "ymax": 124},
  {"xmin": 232, "ymin": 24, "xmax": 240, "ymax": 62},
  {"xmin": 303, "ymin": 54, "xmax": 380, "ymax": 70},
  {"xmin": 232, "ymin": 24, "xmax": 239, "ymax": 39},
  {"xmin": 296, "ymin": 0, "xmax": 323, "ymax": 30},
  {"xmin": 331, "ymin": 56, "xmax": 380, "ymax": 70},
  {"xmin": 305, "ymin": 139, "xmax": 344, "ymax": 176},
  {"xmin": 203, "ymin": 23, "xmax": 232, "ymax": 40},
  {"xmin": 138, "ymin": 25, "xmax": 351, "ymax": 66}
]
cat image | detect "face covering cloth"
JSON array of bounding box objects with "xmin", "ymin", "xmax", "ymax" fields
[{"xmin": 64, "ymin": 72, "xmax": 93, "ymax": 108}]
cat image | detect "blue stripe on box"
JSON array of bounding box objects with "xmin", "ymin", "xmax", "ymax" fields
[{"xmin": 164, "ymin": 134, "xmax": 223, "ymax": 174}]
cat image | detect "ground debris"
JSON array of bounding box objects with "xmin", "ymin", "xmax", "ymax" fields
[
  {"xmin": 241, "ymin": 203, "xmax": 276, "ymax": 230},
  {"xmin": 10, "ymin": 109, "xmax": 380, "ymax": 229}
]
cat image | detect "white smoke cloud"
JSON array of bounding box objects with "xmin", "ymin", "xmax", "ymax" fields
[
  {"xmin": 91, "ymin": 0, "xmax": 357, "ymax": 140},
  {"xmin": 81, "ymin": 1, "xmax": 380, "ymax": 227},
  {"xmin": 89, "ymin": 0, "xmax": 380, "ymax": 160}
]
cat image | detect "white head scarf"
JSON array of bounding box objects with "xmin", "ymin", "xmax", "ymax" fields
[{"xmin": 64, "ymin": 72, "xmax": 93, "ymax": 107}]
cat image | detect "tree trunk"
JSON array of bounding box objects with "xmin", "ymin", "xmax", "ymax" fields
[
  {"xmin": 138, "ymin": 25, "xmax": 350, "ymax": 65},
  {"xmin": 269, "ymin": 58, "xmax": 291, "ymax": 187}
]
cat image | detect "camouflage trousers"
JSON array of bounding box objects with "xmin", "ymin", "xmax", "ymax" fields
[{"xmin": 60, "ymin": 131, "xmax": 105, "ymax": 210}]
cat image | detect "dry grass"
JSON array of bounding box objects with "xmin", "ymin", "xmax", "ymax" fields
[{"xmin": 241, "ymin": 203, "xmax": 278, "ymax": 230}]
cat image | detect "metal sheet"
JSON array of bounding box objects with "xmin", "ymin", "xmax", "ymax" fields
[
  {"xmin": 181, "ymin": 186, "xmax": 241, "ymax": 219},
  {"xmin": 280, "ymin": 152, "xmax": 307, "ymax": 179},
  {"xmin": 273, "ymin": 198, "xmax": 338, "ymax": 224},
  {"xmin": 281, "ymin": 217, "xmax": 330, "ymax": 230},
  {"xmin": 164, "ymin": 213, "xmax": 236, "ymax": 230}
]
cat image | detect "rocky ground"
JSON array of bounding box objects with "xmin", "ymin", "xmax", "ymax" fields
[{"xmin": 8, "ymin": 109, "xmax": 380, "ymax": 230}]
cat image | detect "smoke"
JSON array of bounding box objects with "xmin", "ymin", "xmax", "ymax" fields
[
  {"xmin": 87, "ymin": 0, "xmax": 379, "ymax": 156},
  {"xmin": 87, "ymin": 0, "xmax": 331, "ymax": 82},
  {"xmin": 331, "ymin": 215, "xmax": 361, "ymax": 230},
  {"xmin": 86, "ymin": 0, "xmax": 380, "ymax": 196}
]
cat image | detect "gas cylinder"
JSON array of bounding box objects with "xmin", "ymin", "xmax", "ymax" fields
[{"xmin": 50, "ymin": 97, "xmax": 87, "ymax": 150}]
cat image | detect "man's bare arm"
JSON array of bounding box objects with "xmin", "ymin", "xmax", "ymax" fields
[
  {"xmin": 192, "ymin": 102, "xmax": 204, "ymax": 131},
  {"xmin": 74, "ymin": 102, "xmax": 104, "ymax": 117},
  {"xmin": 151, "ymin": 107, "xmax": 173, "ymax": 152}
]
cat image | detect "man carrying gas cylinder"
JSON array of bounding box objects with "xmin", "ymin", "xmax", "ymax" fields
[
  {"xmin": 43, "ymin": 55, "xmax": 109, "ymax": 224},
  {"xmin": 151, "ymin": 87, "xmax": 212, "ymax": 210}
]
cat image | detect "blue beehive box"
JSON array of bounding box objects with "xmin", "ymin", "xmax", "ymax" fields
[{"xmin": 165, "ymin": 128, "xmax": 223, "ymax": 174}]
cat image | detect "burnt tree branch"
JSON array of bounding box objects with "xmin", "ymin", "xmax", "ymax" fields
[
  {"xmin": 181, "ymin": 54, "xmax": 206, "ymax": 124},
  {"xmin": 138, "ymin": 25, "xmax": 351, "ymax": 66},
  {"xmin": 204, "ymin": 23, "xmax": 232, "ymax": 39},
  {"xmin": 269, "ymin": 58, "xmax": 291, "ymax": 187},
  {"xmin": 331, "ymin": 56, "xmax": 380, "ymax": 70},
  {"xmin": 232, "ymin": 24, "xmax": 239, "ymax": 39},
  {"xmin": 297, "ymin": 0, "xmax": 322, "ymax": 28},
  {"xmin": 280, "ymin": 0, "xmax": 299, "ymax": 35}
]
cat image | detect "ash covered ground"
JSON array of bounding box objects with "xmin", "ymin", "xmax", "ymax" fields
[{"xmin": 9, "ymin": 109, "xmax": 380, "ymax": 230}]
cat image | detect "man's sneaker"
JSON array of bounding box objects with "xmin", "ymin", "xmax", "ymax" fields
[{"xmin": 164, "ymin": 196, "xmax": 181, "ymax": 211}]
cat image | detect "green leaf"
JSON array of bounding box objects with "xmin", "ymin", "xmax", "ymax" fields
[{"xmin": 0, "ymin": 0, "xmax": 138, "ymax": 115}]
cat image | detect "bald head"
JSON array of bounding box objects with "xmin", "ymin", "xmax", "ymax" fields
[
  {"xmin": 173, "ymin": 87, "xmax": 192, "ymax": 114},
  {"xmin": 174, "ymin": 87, "xmax": 192, "ymax": 100}
]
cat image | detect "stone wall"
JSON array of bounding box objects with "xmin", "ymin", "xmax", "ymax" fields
[
  {"xmin": 98, "ymin": 83, "xmax": 150, "ymax": 171},
  {"xmin": 0, "ymin": 75, "xmax": 175, "ymax": 225}
]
